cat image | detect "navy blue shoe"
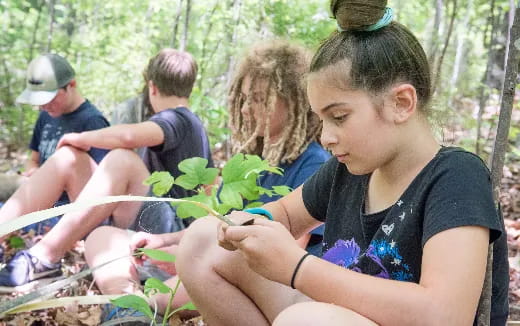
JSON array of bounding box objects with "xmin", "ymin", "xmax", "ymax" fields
[{"xmin": 0, "ymin": 250, "xmax": 61, "ymax": 286}]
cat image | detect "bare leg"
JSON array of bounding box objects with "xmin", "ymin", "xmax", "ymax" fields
[
  {"xmin": 176, "ymin": 217, "xmax": 310, "ymax": 326},
  {"xmin": 0, "ymin": 146, "xmax": 97, "ymax": 225},
  {"xmin": 30, "ymin": 148, "xmax": 150, "ymax": 263},
  {"xmin": 84, "ymin": 226, "xmax": 140, "ymax": 294},
  {"xmin": 85, "ymin": 226, "xmax": 195, "ymax": 317},
  {"xmin": 273, "ymin": 302, "xmax": 378, "ymax": 326}
]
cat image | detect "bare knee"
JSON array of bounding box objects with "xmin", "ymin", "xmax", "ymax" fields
[
  {"xmin": 85, "ymin": 226, "xmax": 129, "ymax": 264},
  {"xmin": 176, "ymin": 217, "xmax": 222, "ymax": 278},
  {"xmin": 100, "ymin": 148, "xmax": 142, "ymax": 169},
  {"xmin": 52, "ymin": 146, "xmax": 92, "ymax": 170},
  {"xmin": 274, "ymin": 302, "xmax": 377, "ymax": 326}
]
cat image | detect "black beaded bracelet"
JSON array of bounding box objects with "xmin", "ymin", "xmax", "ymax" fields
[{"xmin": 290, "ymin": 252, "xmax": 311, "ymax": 289}]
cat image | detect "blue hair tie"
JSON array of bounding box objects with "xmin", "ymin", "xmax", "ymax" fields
[{"xmin": 337, "ymin": 7, "xmax": 394, "ymax": 32}]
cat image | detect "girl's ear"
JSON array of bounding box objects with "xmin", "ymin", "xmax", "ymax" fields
[{"xmin": 389, "ymin": 84, "xmax": 417, "ymax": 124}]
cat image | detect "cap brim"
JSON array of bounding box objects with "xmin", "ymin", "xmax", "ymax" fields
[{"xmin": 16, "ymin": 89, "xmax": 58, "ymax": 106}]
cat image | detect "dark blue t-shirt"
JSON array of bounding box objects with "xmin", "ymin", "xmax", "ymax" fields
[
  {"xmin": 140, "ymin": 107, "xmax": 213, "ymax": 199},
  {"xmin": 25, "ymin": 100, "xmax": 110, "ymax": 233},
  {"xmin": 258, "ymin": 141, "xmax": 331, "ymax": 236},
  {"xmin": 30, "ymin": 100, "xmax": 110, "ymax": 164}
]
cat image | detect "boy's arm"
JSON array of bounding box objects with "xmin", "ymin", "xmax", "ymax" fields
[{"xmin": 57, "ymin": 121, "xmax": 165, "ymax": 151}]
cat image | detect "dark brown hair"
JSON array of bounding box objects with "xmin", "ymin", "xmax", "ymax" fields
[
  {"xmin": 311, "ymin": 0, "xmax": 432, "ymax": 111},
  {"xmin": 144, "ymin": 48, "xmax": 198, "ymax": 98},
  {"xmin": 228, "ymin": 40, "xmax": 321, "ymax": 165}
]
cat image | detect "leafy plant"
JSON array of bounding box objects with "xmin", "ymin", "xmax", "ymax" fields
[
  {"xmin": 111, "ymin": 248, "xmax": 196, "ymax": 326},
  {"xmin": 145, "ymin": 154, "xmax": 290, "ymax": 220}
]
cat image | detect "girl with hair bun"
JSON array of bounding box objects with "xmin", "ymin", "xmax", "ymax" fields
[{"xmin": 176, "ymin": 1, "xmax": 509, "ymax": 325}]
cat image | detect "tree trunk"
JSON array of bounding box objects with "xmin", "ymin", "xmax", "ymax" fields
[
  {"xmin": 46, "ymin": 0, "xmax": 56, "ymax": 52},
  {"xmin": 180, "ymin": 0, "xmax": 191, "ymax": 51},
  {"xmin": 224, "ymin": 0, "xmax": 243, "ymax": 92},
  {"xmin": 432, "ymin": 0, "xmax": 457, "ymax": 95},
  {"xmin": 28, "ymin": 0, "xmax": 44, "ymax": 62},
  {"xmin": 197, "ymin": 0, "xmax": 220, "ymax": 90},
  {"xmin": 476, "ymin": 0, "xmax": 498, "ymax": 156},
  {"xmin": 428, "ymin": 0, "xmax": 444, "ymax": 65},
  {"xmin": 476, "ymin": 7, "xmax": 520, "ymax": 325},
  {"xmin": 171, "ymin": 0, "xmax": 184, "ymax": 49},
  {"xmin": 450, "ymin": 0, "xmax": 472, "ymax": 88}
]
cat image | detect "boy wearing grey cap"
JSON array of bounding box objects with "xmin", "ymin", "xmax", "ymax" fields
[{"xmin": 17, "ymin": 53, "xmax": 110, "ymax": 177}]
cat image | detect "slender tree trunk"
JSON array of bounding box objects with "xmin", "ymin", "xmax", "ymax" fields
[
  {"xmin": 197, "ymin": 0, "xmax": 220, "ymax": 90},
  {"xmin": 432, "ymin": 0, "xmax": 457, "ymax": 95},
  {"xmin": 476, "ymin": 0, "xmax": 498, "ymax": 155},
  {"xmin": 450, "ymin": 0, "xmax": 472, "ymax": 88},
  {"xmin": 224, "ymin": 0, "xmax": 242, "ymax": 91},
  {"xmin": 180, "ymin": 0, "xmax": 191, "ymax": 51},
  {"xmin": 171, "ymin": 0, "xmax": 184, "ymax": 49},
  {"xmin": 46, "ymin": 0, "xmax": 56, "ymax": 52},
  {"xmin": 476, "ymin": 7, "xmax": 520, "ymax": 326},
  {"xmin": 428, "ymin": 0, "xmax": 443, "ymax": 65},
  {"xmin": 28, "ymin": 0, "xmax": 45, "ymax": 62}
]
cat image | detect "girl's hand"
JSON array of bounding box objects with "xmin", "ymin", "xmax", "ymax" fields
[
  {"xmin": 221, "ymin": 217, "xmax": 308, "ymax": 286},
  {"xmin": 217, "ymin": 211, "xmax": 257, "ymax": 251}
]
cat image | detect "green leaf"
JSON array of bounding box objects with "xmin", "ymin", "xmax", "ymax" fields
[
  {"xmin": 9, "ymin": 236, "xmax": 25, "ymax": 249},
  {"xmin": 137, "ymin": 248, "xmax": 176, "ymax": 262},
  {"xmin": 272, "ymin": 185, "xmax": 292, "ymax": 196},
  {"xmin": 144, "ymin": 277, "xmax": 172, "ymax": 296},
  {"xmin": 143, "ymin": 172, "xmax": 175, "ymax": 196},
  {"xmin": 244, "ymin": 201, "xmax": 263, "ymax": 209},
  {"xmin": 176, "ymin": 192, "xmax": 216, "ymax": 219},
  {"xmin": 110, "ymin": 295, "xmax": 153, "ymax": 320},
  {"xmin": 168, "ymin": 301, "xmax": 198, "ymax": 318},
  {"xmin": 219, "ymin": 154, "xmax": 283, "ymax": 209},
  {"xmin": 174, "ymin": 157, "xmax": 219, "ymax": 190}
]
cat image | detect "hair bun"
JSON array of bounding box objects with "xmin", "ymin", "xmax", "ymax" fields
[{"xmin": 331, "ymin": 0, "xmax": 387, "ymax": 31}]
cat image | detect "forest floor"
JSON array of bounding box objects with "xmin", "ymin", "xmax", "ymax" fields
[{"xmin": 0, "ymin": 112, "xmax": 519, "ymax": 324}]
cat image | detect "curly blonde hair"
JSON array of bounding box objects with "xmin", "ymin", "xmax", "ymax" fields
[{"xmin": 228, "ymin": 41, "xmax": 321, "ymax": 165}]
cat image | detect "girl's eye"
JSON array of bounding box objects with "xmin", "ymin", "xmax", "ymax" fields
[{"xmin": 332, "ymin": 114, "xmax": 348, "ymax": 123}]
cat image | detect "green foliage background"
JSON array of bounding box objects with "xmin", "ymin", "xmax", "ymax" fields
[{"xmin": 0, "ymin": 0, "xmax": 518, "ymax": 156}]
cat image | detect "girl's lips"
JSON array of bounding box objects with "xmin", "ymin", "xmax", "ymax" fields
[{"xmin": 335, "ymin": 153, "xmax": 348, "ymax": 162}]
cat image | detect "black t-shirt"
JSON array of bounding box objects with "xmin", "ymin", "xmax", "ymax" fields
[
  {"xmin": 140, "ymin": 107, "xmax": 213, "ymax": 198},
  {"xmin": 302, "ymin": 147, "xmax": 508, "ymax": 324}
]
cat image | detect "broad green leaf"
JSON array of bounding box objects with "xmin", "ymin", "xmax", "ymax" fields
[
  {"xmin": 9, "ymin": 236, "xmax": 25, "ymax": 249},
  {"xmin": 175, "ymin": 157, "xmax": 219, "ymax": 190},
  {"xmin": 244, "ymin": 201, "xmax": 263, "ymax": 209},
  {"xmin": 143, "ymin": 172, "xmax": 175, "ymax": 196},
  {"xmin": 144, "ymin": 277, "xmax": 171, "ymax": 296},
  {"xmin": 272, "ymin": 185, "xmax": 292, "ymax": 196},
  {"xmin": 219, "ymin": 154, "xmax": 282, "ymax": 209},
  {"xmin": 137, "ymin": 248, "xmax": 176, "ymax": 262},
  {"xmin": 176, "ymin": 192, "xmax": 216, "ymax": 219},
  {"xmin": 110, "ymin": 295, "xmax": 153, "ymax": 320},
  {"xmin": 216, "ymin": 203, "xmax": 234, "ymax": 215},
  {"xmin": 168, "ymin": 301, "xmax": 198, "ymax": 318}
]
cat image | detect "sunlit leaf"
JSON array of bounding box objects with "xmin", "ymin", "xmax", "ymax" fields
[
  {"xmin": 110, "ymin": 295, "xmax": 153, "ymax": 320},
  {"xmin": 137, "ymin": 248, "xmax": 176, "ymax": 262}
]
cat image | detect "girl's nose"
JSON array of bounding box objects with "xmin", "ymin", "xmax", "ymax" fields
[{"xmin": 320, "ymin": 124, "xmax": 338, "ymax": 150}]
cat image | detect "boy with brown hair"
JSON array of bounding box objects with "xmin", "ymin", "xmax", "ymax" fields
[{"xmin": 0, "ymin": 48, "xmax": 213, "ymax": 287}]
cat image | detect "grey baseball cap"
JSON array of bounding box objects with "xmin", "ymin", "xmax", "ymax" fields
[{"xmin": 16, "ymin": 54, "xmax": 75, "ymax": 106}]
